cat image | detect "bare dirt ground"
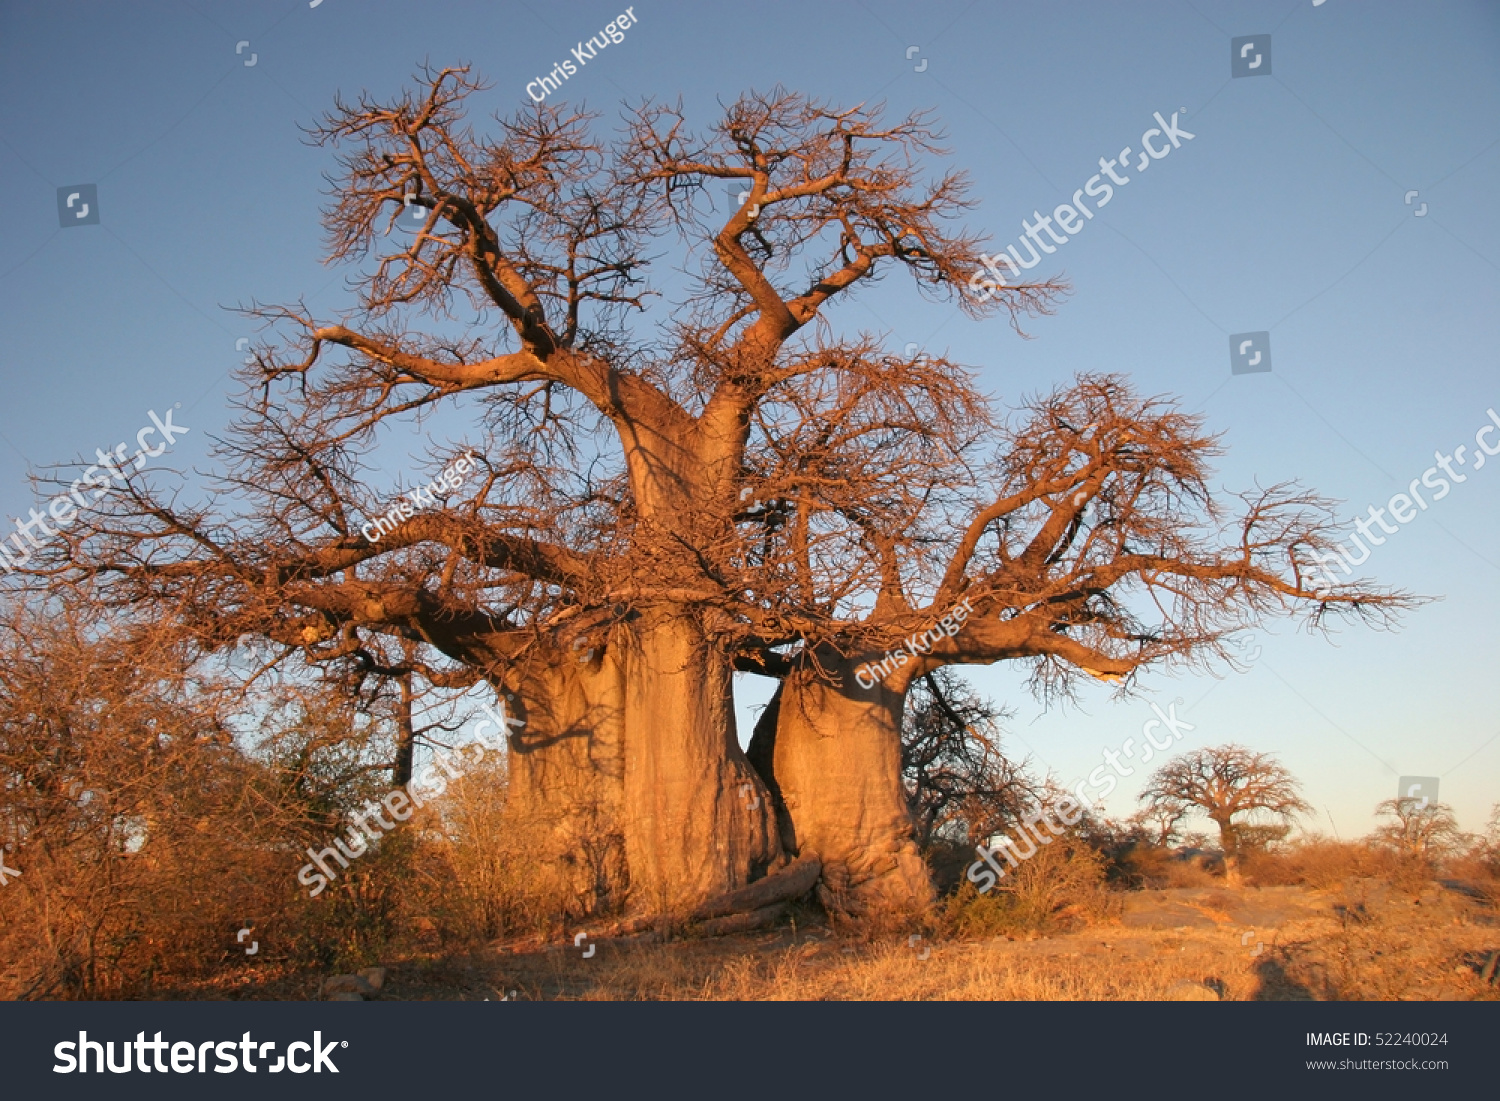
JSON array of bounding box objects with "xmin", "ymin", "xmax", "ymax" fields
[{"xmin": 185, "ymin": 877, "xmax": 1500, "ymax": 1002}]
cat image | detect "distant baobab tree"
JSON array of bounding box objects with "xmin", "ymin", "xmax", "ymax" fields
[
  {"xmin": 1140, "ymin": 745, "xmax": 1312, "ymax": 882},
  {"xmin": 1371, "ymin": 796, "xmax": 1465, "ymax": 862}
]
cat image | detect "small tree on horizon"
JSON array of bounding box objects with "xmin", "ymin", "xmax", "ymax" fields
[
  {"xmin": 1371, "ymin": 796, "xmax": 1465, "ymax": 863},
  {"xmin": 1140, "ymin": 744, "xmax": 1311, "ymax": 882},
  {"xmin": 1126, "ymin": 802, "xmax": 1191, "ymax": 849}
]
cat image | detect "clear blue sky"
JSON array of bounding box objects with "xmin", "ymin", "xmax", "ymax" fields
[{"xmin": 2, "ymin": 0, "xmax": 1497, "ymax": 838}]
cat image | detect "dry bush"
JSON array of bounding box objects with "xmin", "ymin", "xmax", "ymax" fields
[
  {"xmin": 1240, "ymin": 837, "xmax": 1388, "ymax": 889},
  {"xmin": 1113, "ymin": 844, "xmax": 1220, "ymax": 889},
  {"xmin": 0, "ymin": 595, "xmax": 505, "ymax": 993},
  {"xmin": 1448, "ymin": 811, "xmax": 1500, "ymax": 902},
  {"xmin": 0, "ymin": 601, "xmax": 366, "ymax": 997},
  {"xmin": 0, "ymin": 592, "xmax": 609, "ymax": 996},
  {"xmin": 1073, "ymin": 814, "xmax": 1221, "ymax": 889},
  {"xmin": 942, "ymin": 832, "xmax": 1116, "ymax": 938},
  {"xmin": 0, "ymin": 591, "xmax": 624, "ymax": 995},
  {"xmin": 241, "ymin": 731, "xmax": 592, "ymax": 969},
  {"xmin": 1481, "ymin": 804, "xmax": 1500, "ymax": 878},
  {"xmin": 1239, "ymin": 833, "xmax": 1468, "ymax": 899},
  {"xmin": 283, "ymin": 833, "xmax": 420, "ymax": 974},
  {"xmin": 1271, "ymin": 879, "xmax": 1499, "ymax": 1001},
  {"xmin": 397, "ymin": 752, "xmax": 579, "ymax": 945},
  {"xmin": 923, "ymin": 837, "xmax": 987, "ymax": 894}
]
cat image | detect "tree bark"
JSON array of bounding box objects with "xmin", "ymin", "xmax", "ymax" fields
[
  {"xmin": 1212, "ymin": 814, "xmax": 1242, "ymax": 886},
  {"xmin": 617, "ymin": 610, "xmax": 781, "ymax": 916},
  {"xmin": 393, "ymin": 671, "xmax": 415, "ymax": 788},
  {"xmin": 757, "ymin": 647, "xmax": 934, "ymax": 923},
  {"xmin": 504, "ymin": 641, "xmax": 630, "ymax": 918},
  {"xmin": 689, "ymin": 853, "xmax": 821, "ymax": 922}
]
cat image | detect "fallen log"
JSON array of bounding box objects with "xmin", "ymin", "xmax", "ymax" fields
[
  {"xmin": 689, "ymin": 854, "xmax": 822, "ymax": 923},
  {"xmin": 692, "ymin": 903, "xmax": 788, "ymax": 938},
  {"xmin": 532, "ymin": 855, "xmax": 824, "ymax": 950}
]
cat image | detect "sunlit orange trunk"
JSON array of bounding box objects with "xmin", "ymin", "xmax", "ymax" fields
[
  {"xmin": 504, "ymin": 644, "xmax": 629, "ymax": 917},
  {"xmin": 752, "ymin": 647, "xmax": 933, "ymax": 923},
  {"xmin": 616, "ymin": 611, "xmax": 779, "ymax": 915}
]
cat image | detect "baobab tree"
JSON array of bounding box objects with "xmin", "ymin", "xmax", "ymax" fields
[
  {"xmin": 38, "ymin": 70, "xmax": 1049, "ymax": 920},
  {"xmin": 1371, "ymin": 796, "xmax": 1465, "ymax": 862},
  {"xmin": 734, "ymin": 369, "xmax": 1416, "ymax": 915},
  {"xmin": 34, "ymin": 67, "xmax": 1411, "ymax": 924},
  {"xmin": 1127, "ymin": 802, "xmax": 1190, "ymax": 849},
  {"xmin": 1139, "ymin": 745, "xmax": 1312, "ymax": 881}
]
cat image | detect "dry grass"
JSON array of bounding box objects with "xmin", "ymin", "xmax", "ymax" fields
[
  {"xmin": 175, "ymin": 876, "xmax": 1491, "ymax": 1003},
  {"xmin": 563, "ymin": 936, "xmax": 1255, "ymax": 1001},
  {"xmin": 89, "ymin": 869, "xmax": 1500, "ymax": 1002}
]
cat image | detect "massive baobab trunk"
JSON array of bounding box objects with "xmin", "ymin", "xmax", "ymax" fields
[
  {"xmin": 504, "ymin": 642, "xmax": 629, "ymax": 918},
  {"xmin": 1211, "ymin": 813, "xmax": 1244, "ymax": 886},
  {"xmin": 750, "ymin": 648, "xmax": 933, "ymax": 922},
  {"xmin": 502, "ymin": 617, "xmax": 781, "ymax": 920},
  {"xmin": 618, "ymin": 611, "xmax": 780, "ymax": 915}
]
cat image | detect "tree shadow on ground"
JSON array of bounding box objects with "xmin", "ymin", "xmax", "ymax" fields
[{"xmin": 1248, "ymin": 956, "xmax": 1315, "ymax": 1001}]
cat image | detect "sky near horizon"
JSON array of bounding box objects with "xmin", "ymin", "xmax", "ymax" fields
[{"xmin": 1, "ymin": 0, "xmax": 1497, "ymax": 839}]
